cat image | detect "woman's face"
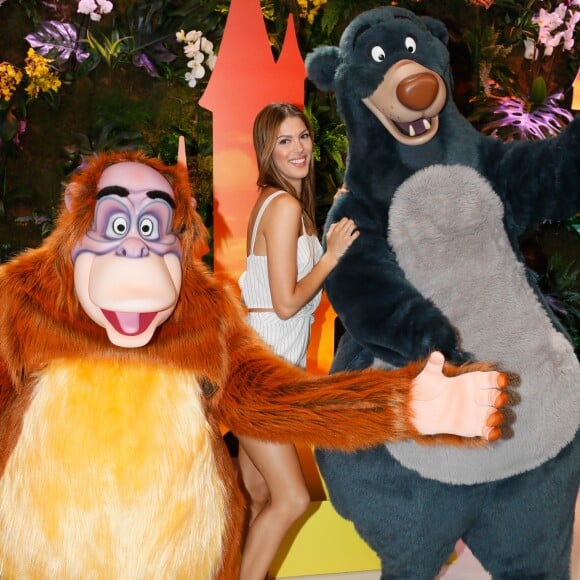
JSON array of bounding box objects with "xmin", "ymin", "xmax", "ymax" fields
[{"xmin": 271, "ymin": 116, "xmax": 312, "ymax": 193}]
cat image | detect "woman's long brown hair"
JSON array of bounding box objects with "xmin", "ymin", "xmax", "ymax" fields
[{"xmin": 252, "ymin": 102, "xmax": 317, "ymax": 235}]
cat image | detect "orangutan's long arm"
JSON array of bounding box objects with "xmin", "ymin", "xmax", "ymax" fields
[{"xmin": 212, "ymin": 329, "xmax": 509, "ymax": 450}]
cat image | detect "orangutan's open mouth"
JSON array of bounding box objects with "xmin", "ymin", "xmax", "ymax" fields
[{"xmin": 102, "ymin": 309, "xmax": 158, "ymax": 336}]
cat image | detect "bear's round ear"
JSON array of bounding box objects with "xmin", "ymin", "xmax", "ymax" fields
[
  {"xmin": 305, "ymin": 46, "xmax": 340, "ymax": 92},
  {"xmin": 421, "ymin": 16, "xmax": 449, "ymax": 46}
]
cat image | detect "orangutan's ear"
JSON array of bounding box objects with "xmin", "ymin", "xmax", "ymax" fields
[
  {"xmin": 64, "ymin": 184, "xmax": 74, "ymax": 213},
  {"xmin": 177, "ymin": 136, "xmax": 197, "ymax": 211},
  {"xmin": 177, "ymin": 136, "xmax": 187, "ymax": 170}
]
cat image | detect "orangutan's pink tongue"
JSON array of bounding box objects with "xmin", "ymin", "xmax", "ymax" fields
[
  {"xmin": 102, "ymin": 310, "xmax": 157, "ymax": 336},
  {"xmin": 115, "ymin": 312, "xmax": 142, "ymax": 334}
]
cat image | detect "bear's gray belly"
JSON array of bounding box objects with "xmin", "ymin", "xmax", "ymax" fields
[{"xmin": 386, "ymin": 164, "xmax": 580, "ymax": 484}]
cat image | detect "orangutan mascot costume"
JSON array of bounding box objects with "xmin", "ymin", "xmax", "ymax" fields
[{"xmin": 0, "ymin": 147, "xmax": 510, "ymax": 578}]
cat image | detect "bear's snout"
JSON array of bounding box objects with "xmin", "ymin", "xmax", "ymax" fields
[{"xmin": 396, "ymin": 72, "xmax": 440, "ymax": 111}]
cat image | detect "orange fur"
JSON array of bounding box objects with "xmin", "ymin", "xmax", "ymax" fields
[{"xmin": 0, "ymin": 151, "xmax": 496, "ymax": 578}]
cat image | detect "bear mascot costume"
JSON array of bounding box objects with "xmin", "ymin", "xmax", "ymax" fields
[
  {"xmin": 0, "ymin": 146, "xmax": 512, "ymax": 578},
  {"xmin": 306, "ymin": 6, "xmax": 580, "ymax": 579}
]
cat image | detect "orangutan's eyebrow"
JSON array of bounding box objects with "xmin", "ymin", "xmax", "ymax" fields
[
  {"xmin": 96, "ymin": 186, "xmax": 176, "ymax": 208},
  {"xmin": 97, "ymin": 185, "xmax": 130, "ymax": 199},
  {"xmin": 147, "ymin": 190, "xmax": 176, "ymax": 209}
]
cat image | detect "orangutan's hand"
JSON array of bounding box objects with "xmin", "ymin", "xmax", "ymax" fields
[{"xmin": 411, "ymin": 351, "xmax": 510, "ymax": 441}]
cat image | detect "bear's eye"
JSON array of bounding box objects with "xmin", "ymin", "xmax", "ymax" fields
[
  {"xmin": 371, "ymin": 46, "xmax": 386, "ymax": 62},
  {"xmin": 405, "ymin": 36, "xmax": 417, "ymax": 53}
]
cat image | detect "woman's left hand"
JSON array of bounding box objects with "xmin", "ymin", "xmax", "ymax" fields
[{"xmin": 325, "ymin": 217, "xmax": 360, "ymax": 262}]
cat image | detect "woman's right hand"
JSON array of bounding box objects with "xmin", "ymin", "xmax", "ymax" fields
[{"xmin": 325, "ymin": 217, "xmax": 359, "ymax": 262}]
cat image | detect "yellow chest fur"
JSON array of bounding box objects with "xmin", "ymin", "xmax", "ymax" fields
[{"xmin": 0, "ymin": 359, "xmax": 227, "ymax": 579}]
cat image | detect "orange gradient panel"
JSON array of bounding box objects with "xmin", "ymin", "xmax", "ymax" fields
[{"xmin": 201, "ymin": 0, "xmax": 335, "ymax": 373}]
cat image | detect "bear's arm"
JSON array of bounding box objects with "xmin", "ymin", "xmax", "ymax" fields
[
  {"xmin": 323, "ymin": 200, "xmax": 469, "ymax": 367},
  {"xmin": 483, "ymin": 117, "xmax": 580, "ymax": 234}
]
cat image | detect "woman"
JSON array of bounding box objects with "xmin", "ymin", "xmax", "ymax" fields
[{"xmin": 237, "ymin": 102, "xmax": 359, "ymax": 580}]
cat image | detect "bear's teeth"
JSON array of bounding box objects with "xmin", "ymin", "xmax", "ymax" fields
[{"xmin": 394, "ymin": 118, "xmax": 432, "ymax": 137}]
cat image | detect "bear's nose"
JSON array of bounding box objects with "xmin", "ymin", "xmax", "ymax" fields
[{"xmin": 396, "ymin": 72, "xmax": 440, "ymax": 111}]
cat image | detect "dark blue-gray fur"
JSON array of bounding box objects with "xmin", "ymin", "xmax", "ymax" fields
[
  {"xmin": 305, "ymin": 6, "xmax": 580, "ymax": 369},
  {"xmin": 306, "ymin": 6, "xmax": 580, "ymax": 578}
]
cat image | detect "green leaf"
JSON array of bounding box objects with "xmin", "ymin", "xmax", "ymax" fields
[{"xmin": 530, "ymin": 76, "xmax": 547, "ymax": 105}]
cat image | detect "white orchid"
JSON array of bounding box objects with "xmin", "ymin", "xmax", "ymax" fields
[
  {"xmin": 96, "ymin": 0, "xmax": 113, "ymax": 12},
  {"xmin": 184, "ymin": 40, "xmax": 202, "ymax": 58},
  {"xmin": 185, "ymin": 58, "xmax": 206, "ymax": 88},
  {"xmin": 78, "ymin": 0, "xmax": 113, "ymax": 22},
  {"xmin": 185, "ymin": 30, "xmax": 203, "ymax": 44},
  {"xmin": 201, "ymin": 37, "xmax": 214, "ymax": 54},
  {"xmin": 187, "ymin": 52, "xmax": 206, "ymax": 75},
  {"xmin": 78, "ymin": 0, "xmax": 97, "ymax": 14},
  {"xmin": 206, "ymin": 52, "xmax": 217, "ymax": 71},
  {"xmin": 533, "ymin": 2, "xmax": 579, "ymax": 54},
  {"xmin": 175, "ymin": 28, "xmax": 217, "ymax": 88}
]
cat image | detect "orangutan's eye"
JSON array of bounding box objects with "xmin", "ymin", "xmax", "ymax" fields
[
  {"xmin": 107, "ymin": 214, "xmax": 129, "ymax": 238},
  {"xmin": 371, "ymin": 45, "xmax": 386, "ymax": 62},
  {"xmin": 405, "ymin": 36, "xmax": 417, "ymax": 53},
  {"xmin": 139, "ymin": 216, "xmax": 160, "ymax": 240}
]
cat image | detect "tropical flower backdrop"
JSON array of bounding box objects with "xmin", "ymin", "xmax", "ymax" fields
[{"xmin": 0, "ymin": 0, "xmax": 578, "ymax": 352}]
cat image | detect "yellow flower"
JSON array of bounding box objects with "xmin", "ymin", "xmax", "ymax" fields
[
  {"xmin": 0, "ymin": 62, "xmax": 24, "ymax": 102},
  {"xmin": 296, "ymin": 0, "xmax": 328, "ymax": 24},
  {"xmin": 23, "ymin": 48, "xmax": 61, "ymax": 100}
]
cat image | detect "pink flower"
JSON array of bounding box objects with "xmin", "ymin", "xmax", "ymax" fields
[
  {"xmin": 470, "ymin": 0, "xmax": 494, "ymax": 9},
  {"xmin": 533, "ymin": 2, "xmax": 579, "ymax": 53}
]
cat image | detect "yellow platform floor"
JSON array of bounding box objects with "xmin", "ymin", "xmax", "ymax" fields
[{"xmin": 273, "ymin": 491, "xmax": 580, "ymax": 580}]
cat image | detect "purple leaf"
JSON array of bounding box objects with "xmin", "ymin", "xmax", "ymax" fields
[
  {"xmin": 25, "ymin": 21, "xmax": 90, "ymax": 65},
  {"xmin": 132, "ymin": 52, "xmax": 159, "ymax": 77}
]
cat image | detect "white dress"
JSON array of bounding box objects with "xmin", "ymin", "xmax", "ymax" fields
[{"xmin": 239, "ymin": 190, "xmax": 323, "ymax": 368}]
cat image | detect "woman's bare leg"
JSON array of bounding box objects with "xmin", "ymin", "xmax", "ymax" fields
[
  {"xmin": 237, "ymin": 436, "xmax": 310, "ymax": 580},
  {"xmin": 238, "ymin": 444, "xmax": 269, "ymax": 526}
]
